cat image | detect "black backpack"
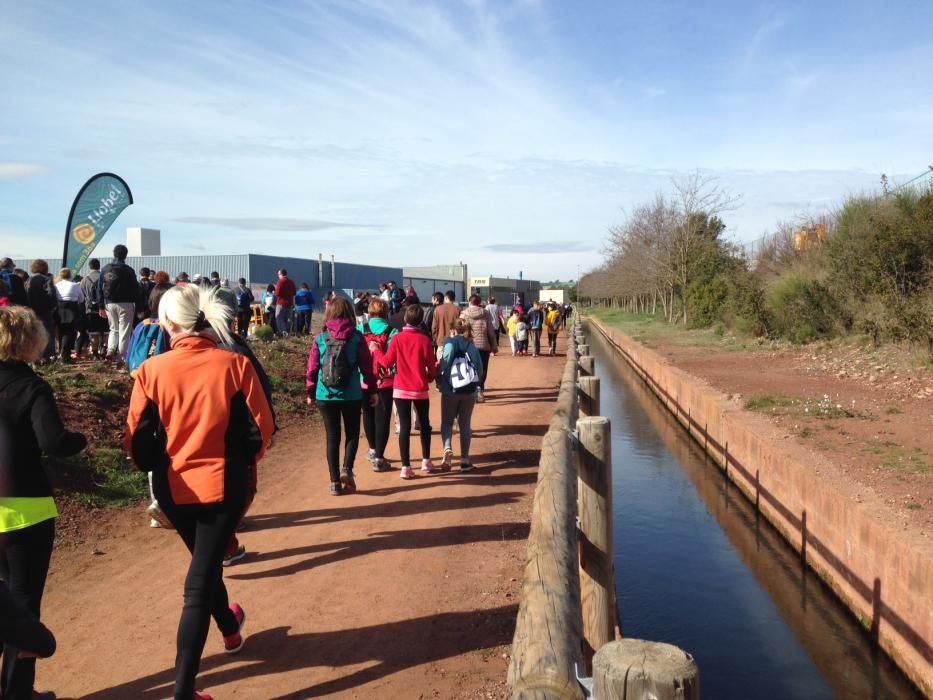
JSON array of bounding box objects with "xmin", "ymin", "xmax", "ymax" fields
[
  {"xmin": 321, "ymin": 332, "xmax": 354, "ymax": 390},
  {"xmin": 102, "ymin": 263, "xmax": 128, "ymax": 302}
]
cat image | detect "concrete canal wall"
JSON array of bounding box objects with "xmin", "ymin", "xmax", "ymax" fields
[{"xmin": 589, "ymin": 318, "xmax": 932, "ymax": 696}]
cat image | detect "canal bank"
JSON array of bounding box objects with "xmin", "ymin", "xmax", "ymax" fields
[{"xmin": 587, "ymin": 317, "xmax": 931, "ymax": 697}]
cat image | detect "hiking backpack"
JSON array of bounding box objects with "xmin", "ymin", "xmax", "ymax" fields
[
  {"xmin": 321, "ymin": 332, "xmax": 354, "ymax": 390},
  {"xmin": 126, "ymin": 320, "xmax": 170, "ymax": 378},
  {"xmin": 448, "ymin": 345, "xmax": 479, "ymax": 394},
  {"xmin": 102, "ymin": 263, "xmax": 128, "ymax": 302},
  {"xmin": 236, "ymin": 287, "xmax": 253, "ymax": 310}
]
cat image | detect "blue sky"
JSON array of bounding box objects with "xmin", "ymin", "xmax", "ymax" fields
[{"xmin": 1, "ymin": 0, "xmax": 931, "ymax": 281}]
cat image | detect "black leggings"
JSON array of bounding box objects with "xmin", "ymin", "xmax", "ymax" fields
[
  {"xmin": 0, "ymin": 518, "xmax": 55, "ymax": 700},
  {"xmin": 395, "ymin": 398, "xmax": 431, "ymax": 466},
  {"xmin": 154, "ymin": 471, "xmax": 246, "ymax": 700},
  {"xmin": 477, "ymin": 350, "xmax": 491, "ymax": 390},
  {"xmin": 362, "ymin": 388, "xmax": 393, "ymax": 459},
  {"xmin": 317, "ymin": 400, "xmax": 362, "ymax": 481}
]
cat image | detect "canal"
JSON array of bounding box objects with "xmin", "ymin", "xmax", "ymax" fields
[{"xmin": 586, "ymin": 324, "xmax": 921, "ymax": 699}]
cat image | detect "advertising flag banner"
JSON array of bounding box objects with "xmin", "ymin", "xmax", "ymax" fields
[{"xmin": 63, "ymin": 173, "xmax": 134, "ymax": 272}]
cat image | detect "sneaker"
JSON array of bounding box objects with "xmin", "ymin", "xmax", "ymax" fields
[
  {"xmin": 223, "ymin": 544, "xmax": 247, "ymax": 567},
  {"xmin": 194, "ymin": 692, "xmax": 214, "ymax": 700},
  {"xmin": 330, "ymin": 481, "xmax": 343, "ymax": 496},
  {"xmin": 400, "ymin": 466, "xmax": 415, "ymax": 480},
  {"xmin": 421, "ymin": 459, "xmax": 438, "ymax": 472},
  {"xmin": 475, "ymin": 390, "xmax": 485, "ymax": 403},
  {"xmin": 372, "ymin": 458, "xmax": 390, "ymax": 472},
  {"xmin": 460, "ymin": 461, "xmax": 475, "ymax": 472},
  {"xmin": 442, "ymin": 449, "xmax": 453, "ymax": 471},
  {"xmin": 394, "ymin": 423, "xmax": 400, "ymax": 435},
  {"xmin": 340, "ymin": 470, "xmax": 357, "ymax": 493},
  {"xmin": 223, "ymin": 602, "xmax": 246, "ymax": 654},
  {"xmin": 366, "ymin": 448, "xmax": 377, "ymax": 465},
  {"xmin": 147, "ymin": 501, "xmax": 174, "ymax": 530}
]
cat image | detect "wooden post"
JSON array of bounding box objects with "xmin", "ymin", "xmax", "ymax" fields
[
  {"xmin": 578, "ymin": 344, "xmax": 590, "ymax": 357},
  {"xmin": 593, "ymin": 639, "xmax": 699, "ymax": 699},
  {"xmin": 578, "ymin": 376, "xmax": 600, "ymax": 419},
  {"xmin": 576, "ymin": 416, "xmax": 613, "ymax": 669},
  {"xmin": 579, "ymin": 355, "xmax": 595, "ymax": 377}
]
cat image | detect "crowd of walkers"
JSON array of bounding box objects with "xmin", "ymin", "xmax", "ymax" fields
[{"xmin": 0, "ymin": 250, "xmax": 573, "ymax": 700}]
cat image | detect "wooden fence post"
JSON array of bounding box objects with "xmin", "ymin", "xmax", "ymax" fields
[
  {"xmin": 579, "ymin": 355, "xmax": 595, "ymax": 377},
  {"xmin": 593, "ymin": 639, "xmax": 699, "ymax": 699},
  {"xmin": 576, "ymin": 416, "xmax": 613, "ymax": 670},
  {"xmin": 578, "ymin": 376, "xmax": 600, "ymax": 419}
]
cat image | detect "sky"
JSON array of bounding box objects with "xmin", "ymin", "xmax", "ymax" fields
[{"xmin": 1, "ymin": 0, "xmax": 931, "ymax": 282}]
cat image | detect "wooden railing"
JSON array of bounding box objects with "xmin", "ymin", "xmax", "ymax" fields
[{"xmin": 508, "ymin": 316, "xmax": 699, "ymax": 700}]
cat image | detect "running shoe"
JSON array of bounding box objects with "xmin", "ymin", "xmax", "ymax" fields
[
  {"xmin": 340, "ymin": 469, "xmax": 357, "ymax": 493},
  {"xmin": 330, "ymin": 481, "xmax": 343, "ymax": 496},
  {"xmin": 442, "ymin": 449, "xmax": 453, "ymax": 471},
  {"xmin": 194, "ymin": 692, "xmax": 214, "ymax": 700},
  {"xmin": 372, "ymin": 458, "xmax": 391, "ymax": 472},
  {"xmin": 400, "ymin": 466, "xmax": 415, "ymax": 479},
  {"xmin": 223, "ymin": 544, "xmax": 247, "ymax": 567},
  {"xmin": 366, "ymin": 448, "xmax": 377, "ymax": 465},
  {"xmin": 460, "ymin": 461, "xmax": 475, "ymax": 472},
  {"xmin": 147, "ymin": 501, "xmax": 174, "ymax": 530},
  {"xmin": 421, "ymin": 459, "xmax": 438, "ymax": 472},
  {"xmin": 223, "ymin": 602, "xmax": 247, "ymax": 654}
]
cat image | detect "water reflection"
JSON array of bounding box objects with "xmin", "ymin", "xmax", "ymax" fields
[{"xmin": 586, "ymin": 324, "xmax": 920, "ymax": 699}]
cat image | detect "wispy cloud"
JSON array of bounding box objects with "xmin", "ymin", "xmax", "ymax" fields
[
  {"xmin": 0, "ymin": 163, "xmax": 45, "ymax": 178},
  {"xmin": 485, "ymin": 242, "xmax": 596, "ymax": 254},
  {"xmin": 174, "ymin": 217, "xmax": 376, "ymax": 232}
]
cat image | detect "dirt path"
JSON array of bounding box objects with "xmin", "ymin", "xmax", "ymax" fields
[{"xmin": 36, "ymin": 339, "xmax": 567, "ymax": 699}]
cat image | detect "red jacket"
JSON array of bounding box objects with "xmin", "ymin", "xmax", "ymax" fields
[
  {"xmin": 378, "ymin": 325, "xmax": 436, "ymax": 393},
  {"xmin": 274, "ymin": 276, "xmax": 296, "ymax": 307}
]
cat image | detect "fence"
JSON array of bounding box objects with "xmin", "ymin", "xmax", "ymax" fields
[{"xmin": 507, "ymin": 316, "xmax": 699, "ymax": 699}]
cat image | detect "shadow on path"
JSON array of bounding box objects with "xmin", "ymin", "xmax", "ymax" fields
[
  {"xmin": 228, "ymin": 521, "xmax": 531, "ymax": 580},
  {"xmin": 79, "ymin": 604, "xmax": 519, "ymax": 700}
]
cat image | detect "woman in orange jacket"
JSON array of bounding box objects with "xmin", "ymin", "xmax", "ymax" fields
[{"xmin": 126, "ymin": 284, "xmax": 274, "ymax": 700}]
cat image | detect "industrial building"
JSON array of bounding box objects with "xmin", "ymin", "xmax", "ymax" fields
[
  {"xmin": 469, "ymin": 275, "xmax": 541, "ymax": 308},
  {"xmin": 13, "ymin": 227, "xmax": 403, "ymax": 308},
  {"xmin": 12, "ymin": 228, "xmax": 480, "ymax": 308},
  {"xmin": 403, "ymin": 264, "xmax": 468, "ymax": 302}
]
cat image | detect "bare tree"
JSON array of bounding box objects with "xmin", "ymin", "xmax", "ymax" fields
[{"xmin": 670, "ymin": 171, "xmax": 741, "ymax": 325}]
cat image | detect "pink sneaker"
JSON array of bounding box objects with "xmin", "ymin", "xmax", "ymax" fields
[
  {"xmin": 421, "ymin": 459, "xmax": 439, "ymax": 472},
  {"xmin": 223, "ymin": 602, "xmax": 246, "ymax": 654},
  {"xmin": 194, "ymin": 691, "xmax": 214, "ymax": 700}
]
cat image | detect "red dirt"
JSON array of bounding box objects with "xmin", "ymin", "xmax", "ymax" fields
[
  {"xmin": 34, "ymin": 339, "xmax": 567, "ymax": 699},
  {"xmin": 650, "ymin": 339, "xmax": 933, "ymax": 545}
]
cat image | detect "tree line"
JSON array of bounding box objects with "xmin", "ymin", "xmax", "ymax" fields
[{"xmin": 578, "ymin": 172, "xmax": 933, "ymax": 350}]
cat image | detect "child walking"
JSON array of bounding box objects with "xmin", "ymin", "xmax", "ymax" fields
[
  {"xmin": 506, "ymin": 309, "xmax": 520, "ymax": 355},
  {"xmin": 514, "ymin": 314, "xmax": 529, "ymax": 356},
  {"xmin": 358, "ymin": 297, "xmax": 397, "ymax": 472},
  {"xmin": 437, "ymin": 319, "xmax": 483, "ymax": 471},
  {"xmin": 307, "ymin": 297, "xmax": 378, "ymax": 495},
  {"xmin": 378, "ymin": 304, "xmax": 437, "ymax": 479}
]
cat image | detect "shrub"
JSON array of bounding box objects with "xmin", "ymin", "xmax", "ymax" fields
[
  {"xmin": 766, "ymin": 273, "xmax": 840, "ymax": 343},
  {"xmin": 252, "ymin": 325, "xmax": 276, "ymax": 342}
]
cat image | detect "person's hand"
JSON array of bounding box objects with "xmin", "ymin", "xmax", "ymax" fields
[
  {"xmin": 306, "ymin": 396, "xmax": 313, "ymax": 405},
  {"xmin": 99, "ymin": 310, "xmax": 107, "ymax": 319},
  {"xmin": 369, "ymin": 340, "xmax": 379, "ymax": 352},
  {"xmin": 369, "ymin": 394, "xmax": 378, "ymax": 407}
]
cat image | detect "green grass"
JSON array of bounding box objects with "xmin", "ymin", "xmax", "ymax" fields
[
  {"xmin": 906, "ymin": 503, "xmax": 923, "ymax": 511},
  {"xmin": 586, "ymin": 307, "xmax": 754, "ymax": 351},
  {"xmin": 52, "ymin": 448, "xmax": 149, "ymax": 509},
  {"xmin": 744, "ymin": 394, "xmax": 798, "ymax": 411},
  {"xmin": 885, "ymin": 405, "xmax": 904, "ymax": 415}
]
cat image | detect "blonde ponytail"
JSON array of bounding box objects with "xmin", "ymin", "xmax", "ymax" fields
[{"xmin": 158, "ymin": 283, "xmax": 234, "ymax": 346}]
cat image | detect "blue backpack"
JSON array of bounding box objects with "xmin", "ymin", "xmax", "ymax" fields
[{"xmin": 127, "ymin": 320, "xmax": 170, "ymax": 378}]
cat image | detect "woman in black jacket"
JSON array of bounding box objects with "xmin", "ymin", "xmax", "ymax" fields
[
  {"xmin": 25, "ymin": 259, "xmax": 57, "ymax": 363},
  {"xmin": 0, "ymin": 306, "xmax": 86, "ymax": 700}
]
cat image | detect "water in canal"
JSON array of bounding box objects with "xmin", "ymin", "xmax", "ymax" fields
[{"xmin": 585, "ymin": 325, "xmax": 921, "ymax": 699}]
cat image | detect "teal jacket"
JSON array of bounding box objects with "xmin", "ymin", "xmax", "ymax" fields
[
  {"xmin": 436, "ymin": 335, "xmax": 484, "ymax": 396},
  {"xmin": 306, "ymin": 318, "xmax": 377, "ymax": 402}
]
